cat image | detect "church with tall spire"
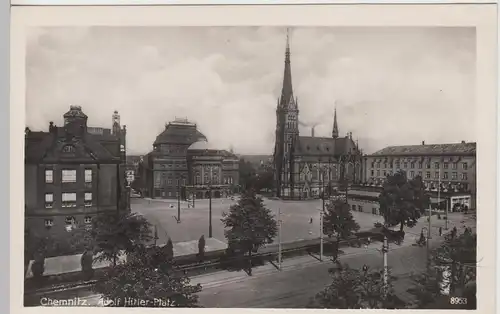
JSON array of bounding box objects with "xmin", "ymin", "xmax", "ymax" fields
[{"xmin": 273, "ymin": 29, "xmax": 363, "ymax": 199}]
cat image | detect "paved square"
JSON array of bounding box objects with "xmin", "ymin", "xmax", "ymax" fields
[{"xmin": 131, "ymin": 197, "xmax": 386, "ymax": 246}]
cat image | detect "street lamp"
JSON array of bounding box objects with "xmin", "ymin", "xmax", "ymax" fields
[
  {"xmin": 176, "ymin": 176, "xmax": 184, "ymax": 223},
  {"xmin": 277, "ymin": 208, "xmax": 283, "ymax": 270},
  {"xmin": 153, "ymin": 225, "xmax": 159, "ymax": 246},
  {"xmin": 207, "ymin": 165, "xmax": 214, "ymax": 238}
]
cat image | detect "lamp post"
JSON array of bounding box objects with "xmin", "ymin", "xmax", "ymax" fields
[
  {"xmin": 208, "ymin": 165, "xmax": 214, "ymax": 238},
  {"xmin": 319, "ymin": 208, "xmax": 324, "ymax": 261},
  {"xmin": 176, "ymin": 176, "xmax": 184, "ymax": 223},
  {"xmin": 153, "ymin": 225, "xmax": 159, "ymax": 246},
  {"xmin": 277, "ymin": 208, "xmax": 282, "ymax": 270}
]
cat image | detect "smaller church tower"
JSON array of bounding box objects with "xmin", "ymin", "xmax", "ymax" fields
[{"xmin": 332, "ymin": 107, "xmax": 339, "ymax": 139}]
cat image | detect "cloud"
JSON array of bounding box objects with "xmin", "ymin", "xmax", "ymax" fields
[{"xmin": 26, "ymin": 26, "xmax": 476, "ymax": 155}]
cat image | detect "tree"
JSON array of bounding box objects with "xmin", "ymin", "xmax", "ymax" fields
[
  {"xmin": 31, "ymin": 252, "xmax": 45, "ymax": 280},
  {"xmin": 81, "ymin": 250, "xmax": 95, "ymax": 281},
  {"xmin": 165, "ymin": 238, "xmax": 174, "ymax": 261},
  {"xmin": 254, "ymin": 167, "xmax": 274, "ymax": 192},
  {"xmin": 238, "ymin": 158, "xmax": 257, "ymax": 191},
  {"xmin": 378, "ymin": 171, "xmax": 430, "ymax": 234},
  {"xmin": 93, "ymin": 246, "xmax": 202, "ymax": 307},
  {"xmin": 198, "ymin": 235, "xmax": 206, "ymax": 262},
  {"xmin": 433, "ymin": 228, "xmax": 477, "ymax": 295},
  {"xmin": 322, "ymin": 200, "xmax": 360, "ymax": 261},
  {"xmin": 91, "ymin": 212, "xmax": 152, "ymax": 267},
  {"xmin": 310, "ymin": 264, "xmax": 404, "ymax": 309},
  {"xmin": 221, "ymin": 190, "xmax": 278, "ymax": 275},
  {"xmin": 408, "ymin": 228, "xmax": 477, "ymax": 308}
]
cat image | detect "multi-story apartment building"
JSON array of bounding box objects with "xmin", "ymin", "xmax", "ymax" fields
[
  {"xmin": 362, "ymin": 141, "xmax": 476, "ymax": 209},
  {"xmin": 24, "ymin": 106, "xmax": 128, "ymax": 238}
]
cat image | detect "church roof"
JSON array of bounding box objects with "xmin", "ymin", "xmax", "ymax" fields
[
  {"xmin": 370, "ymin": 142, "xmax": 476, "ymax": 157},
  {"xmin": 295, "ymin": 136, "xmax": 359, "ymax": 156},
  {"xmin": 279, "ymin": 29, "xmax": 294, "ymax": 107},
  {"xmin": 153, "ymin": 121, "xmax": 206, "ymax": 146}
]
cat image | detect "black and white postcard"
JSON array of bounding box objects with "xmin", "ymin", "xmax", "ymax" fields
[{"xmin": 10, "ymin": 3, "xmax": 498, "ymax": 313}]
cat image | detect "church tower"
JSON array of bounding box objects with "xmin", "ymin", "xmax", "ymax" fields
[
  {"xmin": 332, "ymin": 107, "xmax": 339, "ymax": 139},
  {"xmin": 274, "ymin": 29, "xmax": 299, "ymax": 198}
]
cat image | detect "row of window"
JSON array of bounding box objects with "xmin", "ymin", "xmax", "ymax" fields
[
  {"xmin": 44, "ymin": 215, "xmax": 93, "ymax": 227},
  {"xmin": 44, "ymin": 192, "xmax": 92, "ymax": 208},
  {"xmin": 350, "ymin": 204, "xmax": 380, "ymax": 215},
  {"xmin": 158, "ymin": 162, "xmax": 187, "ymax": 169},
  {"xmin": 45, "ymin": 169, "xmax": 93, "ymax": 184},
  {"xmin": 371, "ymin": 161, "xmax": 468, "ymax": 171},
  {"xmin": 371, "ymin": 169, "xmax": 468, "ymax": 180}
]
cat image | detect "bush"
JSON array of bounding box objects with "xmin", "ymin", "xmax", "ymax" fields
[{"xmin": 80, "ymin": 251, "xmax": 94, "ymax": 281}]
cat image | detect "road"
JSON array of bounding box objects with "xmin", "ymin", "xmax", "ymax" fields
[
  {"xmin": 132, "ymin": 196, "xmax": 471, "ymax": 247},
  {"xmin": 25, "ymin": 233, "xmax": 438, "ymax": 308},
  {"xmin": 131, "ymin": 197, "xmax": 385, "ymax": 246},
  {"xmin": 25, "ymin": 211, "xmax": 474, "ymax": 308},
  {"xmin": 195, "ymin": 240, "xmax": 435, "ymax": 308}
]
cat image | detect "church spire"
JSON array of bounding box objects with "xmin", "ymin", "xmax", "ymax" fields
[
  {"xmin": 280, "ymin": 28, "xmax": 294, "ymax": 107},
  {"xmin": 332, "ymin": 105, "xmax": 339, "ymax": 139}
]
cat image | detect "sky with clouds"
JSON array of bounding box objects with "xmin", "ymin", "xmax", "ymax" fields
[{"xmin": 26, "ymin": 26, "xmax": 476, "ymax": 155}]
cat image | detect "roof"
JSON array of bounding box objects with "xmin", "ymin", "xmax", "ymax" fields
[
  {"xmin": 63, "ymin": 105, "xmax": 88, "ymax": 120},
  {"xmin": 370, "ymin": 142, "xmax": 476, "ymax": 157},
  {"xmin": 239, "ymin": 154, "xmax": 273, "ymax": 167},
  {"xmin": 294, "ymin": 136, "xmax": 359, "ymax": 156},
  {"xmin": 25, "ymin": 127, "xmax": 120, "ymax": 163},
  {"xmin": 153, "ymin": 121, "xmax": 206, "ymax": 146},
  {"xmin": 187, "ymin": 140, "xmax": 219, "ymax": 151}
]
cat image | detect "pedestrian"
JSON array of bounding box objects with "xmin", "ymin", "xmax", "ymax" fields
[
  {"xmin": 309, "ymin": 217, "xmax": 313, "ymax": 224},
  {"xmin": 439, "ymin": 227, "xmax": 443, "ymax": 236}
]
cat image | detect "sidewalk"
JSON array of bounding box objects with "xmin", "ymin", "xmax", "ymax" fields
[{"xmin": 25, "ymin": 238, "xmax": 228, "ymax": 279}]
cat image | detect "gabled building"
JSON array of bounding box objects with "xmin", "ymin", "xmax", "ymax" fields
[
  {"xmin": 24, "ymin": 106, "xmax": 128, "ymax": 238},
  {"xmin": 273, "ymin": 31, "xmax": 363, "ymax": 200}
]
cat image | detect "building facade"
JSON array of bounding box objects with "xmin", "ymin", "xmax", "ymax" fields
[
  {"xmin": 273, "ymin": 32, "xmax": 363, "ymax": 200},
  {"xmin": 25, "ymin": 106, "xmax": 128, "ymax": 238},
  {"xmin": 363, "ymin": 141, "xmax": 476, "ymax": 209},
  {"xmin": 346, "ymin": 185, "xmax": 473, "ymax": 216},
  {"xmin": 140, "ymin": 118, "xmax": 239, "ymax": 199}
]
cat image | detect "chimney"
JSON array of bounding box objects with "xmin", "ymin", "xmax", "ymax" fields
[
  {"xmin": 349, "ymin": 132, "xmax": 353, "ymax": 140},
  {"xmin": 422, "ymin": 141, "xmax": 425, "ymax": 145},
  {"xmin": 311, "ymin": 127, "xmax": 315, "ymax": 137}
]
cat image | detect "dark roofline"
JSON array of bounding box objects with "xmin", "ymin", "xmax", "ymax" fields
[
  {"xmin": 367, "ymin": 152, "xmax": 476, "ymax": 157},
  {"xmin": 369, "ymin": 142, "xmax": 477, "ymax": 157}
]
